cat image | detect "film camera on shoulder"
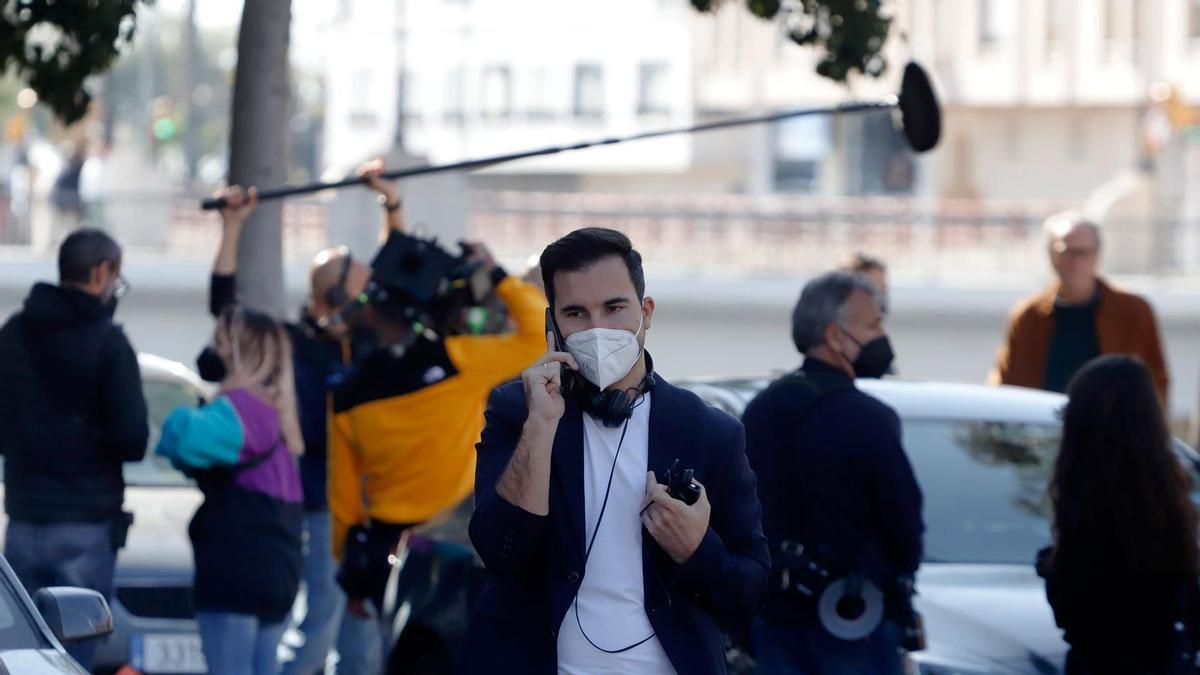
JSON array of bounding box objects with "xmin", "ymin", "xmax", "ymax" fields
[{"xmin": 352, "ymin": 231, "xmax": 499, "ymax": 336}]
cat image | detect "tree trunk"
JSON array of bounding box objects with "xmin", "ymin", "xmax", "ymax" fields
[{"xmin": 228, "ymin": 0, "xmax": 291, "ymax": 317}]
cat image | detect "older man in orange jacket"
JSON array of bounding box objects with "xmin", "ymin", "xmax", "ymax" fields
[{"xmin": 989, "ymin": 210, "xmax": 1169, "ymax": 404}]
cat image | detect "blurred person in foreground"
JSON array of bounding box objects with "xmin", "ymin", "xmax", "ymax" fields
[
  {"xmin": 743, "ymin": 271, "xmax": 923, "ymax": 674},
  {"xmin": 157, "ymin": 307, "xmax": 304, "ymax": 675},
  {"xmin": 203, "ymin": 157, "xmax": 403, "ymax": 675},
  {"xmin": 0, "ymin": 228, "xmax": 148, "ymax": 670},
  {"xmin": 326, "ymin": 206, "xmax": 546, "ymax": 668},
  {"xmin": 990, "ymin": 210, "xmax": 1168, "ymax": 403},
  {"xmin": 1037, "ymin": 355, "xmax": 1200, "ymax": 674}
]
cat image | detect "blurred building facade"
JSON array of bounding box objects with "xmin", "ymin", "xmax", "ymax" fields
[
  {"xmin": 318, "ymin": 0, "xmax": 1200, "ymax": 274},
  {"xmin": 322, "ymin": 1, "xmax": 1199, "ymax": 196}
]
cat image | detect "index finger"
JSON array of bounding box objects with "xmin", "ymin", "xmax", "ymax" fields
[{"xmin": 537, "ymin": 351, "xmax": 577, "ymax": 371}]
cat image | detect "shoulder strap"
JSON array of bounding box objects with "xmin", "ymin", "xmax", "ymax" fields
[
  {"xmin": 234, "ymin": 434, "xmax": 285, "ymax": 474},
  {"xmin": 771, "ymin": 368, "xmax": 852, "ymax": 417},
  {"xmin": 191, "ymin": 433, "xmax": 284, "ymax": 491},
  {"xmin": 769, "ymin": 369, "xmax": 855, "ymax": 554}
]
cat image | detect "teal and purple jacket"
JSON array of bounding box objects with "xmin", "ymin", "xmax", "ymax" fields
[{"xmin": 156, "ymin": 388, "xmax": 303, "ymax": 622}]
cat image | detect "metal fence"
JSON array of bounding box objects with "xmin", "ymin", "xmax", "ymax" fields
[
  {"xmin": 470, "ymin": 192, "xmax": 1072, "ymax": 283},
  {"xmin": 4, "ymin": 189, "xmax": 1195, "ymax": 284}
]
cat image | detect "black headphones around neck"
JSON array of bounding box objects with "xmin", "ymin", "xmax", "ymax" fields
[
  {"xmin": 324, "ymin": 250, "xmax": 353, "ymax": 308},
  {"xmin": 571, "ymin": 354, "xmax": 656, "ymax": 428}
]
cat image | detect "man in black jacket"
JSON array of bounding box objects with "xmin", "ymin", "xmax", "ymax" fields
[
  {"xmin": 743, "ymin": 271, "xmax": 924, "ymax": 674},
  {"xmin": 0, "ymin": 228, "xmax": 149, "ymax": 670},
  {"xmin": 466, "ymin": 228, "xmax": 769, "ymax": 675}
]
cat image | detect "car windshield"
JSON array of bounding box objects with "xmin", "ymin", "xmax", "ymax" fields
[
  {"xmin": 907, "ymin": 419, "xmax": 1059, "ymax": 564},
  {"xmin": 906, "ymin": 418, "xmax": 1200, "ymax": 565},
  {"xmin": 129, "ymin": 379, "xmax": 199, "ymax": 487},
  {"xmin": 684, "ymin": 380, "xmax": 1200, "ymax": 566},
  {"xmin": 0, "ymin": 564, "xmax": 50, "ymax": 651}
]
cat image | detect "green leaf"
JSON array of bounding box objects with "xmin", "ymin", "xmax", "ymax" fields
[
  {"xmin": 0, "ymin": 0, "xmax": 154, "ymax": 124},
  {"xmin": 693, "ymin": 0, "xmax": 892, "ymax": 83}
]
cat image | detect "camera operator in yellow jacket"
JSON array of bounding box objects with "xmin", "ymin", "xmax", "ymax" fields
[{"xmin": 327, "ymin": 238, "xmax": 546, "ymax": 601}]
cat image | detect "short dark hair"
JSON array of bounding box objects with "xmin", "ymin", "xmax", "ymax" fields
[
  {"xmin": 539, "ymin": 228, "xmax": 645, "ymax": 308},
  {"xmin": 791, "ymin": 271, "xmax": 880, "ymax": 354},
  {"xmin": 58, "ymin": 229, "xmax": 121, "ymax": 285}
]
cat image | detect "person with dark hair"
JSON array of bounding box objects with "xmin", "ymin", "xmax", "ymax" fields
[
  {"xmin": 157, "ymin": 306, "xmax": 305, "ymax": 675},
  {"xmin": 1038, "ymin": 355, "xmax": 1200, "ymax": 675},
  {"xmin": 990, "ymin": 210, "xmax": 1169, "ymax": 403},
  {"xmin": 743, "ymin": 271, "xmax": 923, "ymax": 674},
  {"xmin": 465, "ymin": 227, "xmax": 769, "ymax": 674},
  {"xmin": 0, "ymin": 227, "xmax": 148, "ymax": 670}
]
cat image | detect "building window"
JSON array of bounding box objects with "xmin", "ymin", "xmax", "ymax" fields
[
  {"xmin": 638, "ymin": 63, "xmax": 672, "ymax": 115},
  {"xmin": 773, "ymin": 114, "xmax": 831, "ymax": 193},
  {"xmin": 573, "ymin": 64, "xmax": 604, "ymax": 119},
  {"xmin": 1044, "ymin": 0, "xmax": 1067, "ymax": 57},
  {"xmin": 443, "ymin": 67, "xmax": 464, "ymax": 123},
  {"xmin": 1103, "ymin": 0, "xmax": 1139, "ymax": 61},
  {"xmin": 978, "ymin": 0, "xmax": 1015, "ymax": 49},
  {"xmin": 526, "ymin": 67, "xmax": 554, "ymax": 120},
  {"xmin": 481, "ymin": 65, "xmax": 512, "ymax": 119}
]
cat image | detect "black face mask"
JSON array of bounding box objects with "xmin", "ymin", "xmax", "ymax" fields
[
  {"xmin": 842, "ymin": 328, "xmax": 895, "ymax": 379},
  {"xmin": 196, "ymin": 346, "xmax": 227, "ymax": 383}
]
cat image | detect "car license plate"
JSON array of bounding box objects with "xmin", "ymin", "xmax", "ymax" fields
[{"xmin": 133, "ymin": 633, "xmax": 207, "ymax": 674}]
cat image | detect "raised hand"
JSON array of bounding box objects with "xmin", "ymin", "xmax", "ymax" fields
[{"xmin": 522, "ymin": 331, "xmax": 578, "ymax": 425}]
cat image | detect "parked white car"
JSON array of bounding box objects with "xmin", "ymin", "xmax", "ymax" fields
[{"xmin": 681, "ymin": 376, "xmax": 1200, "ymax": 675}]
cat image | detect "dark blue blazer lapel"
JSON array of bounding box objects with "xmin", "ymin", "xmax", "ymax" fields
[
  {"xmin": 643, "ymin": 375, "xmax": 693, "ymax": 610},
  {"xmin": 552, "ymin": 402, "xmax": 586, "ymax": 560},
  {"xmin": 646, "ymin": 374, "xmax": 681, "ymax": 485}
]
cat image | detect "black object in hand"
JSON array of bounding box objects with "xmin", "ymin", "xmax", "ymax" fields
[{"xmin": 664, "ymin": 459, "xmax": 702, "ymax": 506}]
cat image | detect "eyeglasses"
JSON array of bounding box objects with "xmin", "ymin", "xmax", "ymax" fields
[
  {"xmin": 1052, "ymin": 243, "xmax": 1098, "ymax": 260},
  {"xmin": 113, "ymin": 275, "xmax": 131, "ymax": 299}
]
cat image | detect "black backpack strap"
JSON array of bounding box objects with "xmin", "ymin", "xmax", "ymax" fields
[
  {"xmin": 767, "ymin": 369, "xmax": 857, "ymax": 569},
  {"xmin": 769, "ymin": 368, "xmax": 853, "ymax": 417},
  {"xmin": 235, "ymin": 434, "xmax": 285, "ymax": 473},
  {"xmin": 191, "ymin": 434, "xmax": 284, "ymax": 490}
]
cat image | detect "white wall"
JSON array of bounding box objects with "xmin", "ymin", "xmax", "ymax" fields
[{"xmin": 323, "ymin": 0, "xmax": 696, "ymax": 177}]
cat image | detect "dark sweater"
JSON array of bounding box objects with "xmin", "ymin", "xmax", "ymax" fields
[
  {"xmin": 0, "ymin": 283, "xmax": 149, "ymax": 523},
  {"xmin": 743, "ymin": 358, "xmax": 925, "ymax": 623},
  {"xmin": 1043, "ymin": 295, "xmax": 1101, "ymax": 394}
]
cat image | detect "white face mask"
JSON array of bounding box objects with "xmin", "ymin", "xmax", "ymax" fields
[{"xmin": 564, "ymin": 313, "xmax": 645, "ymax": 390}]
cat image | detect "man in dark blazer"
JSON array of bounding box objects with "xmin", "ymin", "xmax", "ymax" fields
[{"xmin": 466, "ymin": 228, "xmax": 769, "ymax": 674}]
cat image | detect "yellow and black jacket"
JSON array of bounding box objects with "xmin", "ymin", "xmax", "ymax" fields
[{"xmin": 329, "ymin": 274, "xmax": 546, "ymax": 559}]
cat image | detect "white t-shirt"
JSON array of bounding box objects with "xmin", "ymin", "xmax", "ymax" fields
[{"xmin": 557, "ymin": 393, "xmax": 676, "ymax": 675}]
